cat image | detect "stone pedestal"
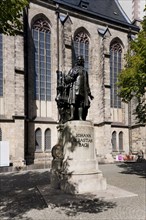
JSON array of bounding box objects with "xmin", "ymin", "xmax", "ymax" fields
[{"xmin": 60, "ymin": 120, "xmax": 106, "ymax": 194}]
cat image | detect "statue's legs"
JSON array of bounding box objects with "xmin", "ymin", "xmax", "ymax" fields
[
  {"xmin": 69, "ymin": 104, "xmax": 75, "ymax": 120},
  {"xmin": 69, "ymin": 95, "xmax": 85, "ymax": 121},
  {"xmin": 82, "ymin": 106, "xmax": 89, "ymax": 121},
  {"xmin": 78, "ymin": 107, "xmax": 83, "ymax": 120},
  {"xmin": 77, "ymin": 96, "xmax": 84, "ymax": 120}
]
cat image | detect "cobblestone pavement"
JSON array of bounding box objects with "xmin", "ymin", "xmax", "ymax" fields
[{"xmin": 0, "ymin": 162, "xmax": 146, "ymax": 220}]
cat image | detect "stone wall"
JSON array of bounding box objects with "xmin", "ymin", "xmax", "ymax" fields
[{"xmin": 0, "ymin": 33, "xmax": 25, "ymax": 167}]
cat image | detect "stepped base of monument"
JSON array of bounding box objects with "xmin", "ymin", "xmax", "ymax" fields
[
  {"xmin": 51, "ymin": 120, "xmax": 107, "ymax": 194},
  {"xmin": 60, "ymin": 171, "xmax": 107, "ymax": 194}
]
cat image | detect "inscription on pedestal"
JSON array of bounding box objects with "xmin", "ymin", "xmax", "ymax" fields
[{"xmin": 76, "ymin": 133, "xmax": 93, "ymax": 147}]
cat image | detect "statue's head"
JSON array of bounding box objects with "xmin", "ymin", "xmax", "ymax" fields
[{"xmin": 76, "ymin": 55, "xmax": 84, "ymax": 66}]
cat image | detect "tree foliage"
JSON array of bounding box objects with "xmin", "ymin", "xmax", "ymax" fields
[
  {"xmin": 0, "ymin": 0, "xmax": 29, "ymax": 35},
  {"xmin": 118, "ymin": 16, "xmax": 146, "ymax": 123}
]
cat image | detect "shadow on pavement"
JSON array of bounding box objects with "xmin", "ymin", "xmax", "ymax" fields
[
  {"xmin": 46, "ymin": 194, "xmax": 116, "ymax": 217},
  {"xmin": 0, "ymin": 170, "xmax": 116, "ymax": 218},
  {"xmin": 0, "ymin": 170, "xmax": 49, "ymax": 219},
  {"xmin": 117, "ymin": 161, "xmax": 146, "ymax": 178}
]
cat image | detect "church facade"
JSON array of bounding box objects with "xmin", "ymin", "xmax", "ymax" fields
[{"xmin": 0, "ymin": 0, "xmax": 145, "ymax": 168}]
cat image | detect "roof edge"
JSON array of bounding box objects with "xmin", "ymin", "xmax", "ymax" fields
[
  {"xmin": 53, "ymin": 0, "xmax": 139, "ymax": 32},
  {"xmin": 115, "ymin": 0, "xmax": 132, "ymax": 23}
]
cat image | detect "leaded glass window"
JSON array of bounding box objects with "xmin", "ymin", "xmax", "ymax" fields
[
  {"xmin": 0, "ymin": 34, "xmax": 3, "ymax": 97},
  {"xmin": 35, "ymin": 128, "xmax": 42, "ymax": 151},
  {"xmin": 73, "ymin": 32, "xmax": 89, "ymax": 70},
  {"xmin": 110, "ymin": 42, "xmax": 122, "ymax": 108},
  {"xmin": 112, "ymin": 131, "xmax": 117, "ymax": 151},
  {"xmin": 45, "ymin": 128, "xmax": 51, "ymax": 151},
  {"xmin": 0, "ymin": 128, "xmax": 2, "ymax": 141},
  {"xmin": 32, "ymin": 19, "xmax": 51, "ymax": 101},
  {"xmin": 119, "ymin": 131, "xmax": 123, "ymax": 151}
]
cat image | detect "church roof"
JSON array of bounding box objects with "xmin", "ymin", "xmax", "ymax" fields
[{"xmin": 53, "ymin": 0, "xmax": 139, "ymax": 31}]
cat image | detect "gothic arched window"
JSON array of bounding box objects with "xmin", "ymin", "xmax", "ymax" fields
[
  {"xmin": 119, "ymin": 131, "xmax": 123, "ymax": 151},
  {"xmin": 112, "ymin": 131, "xmax": 117, "ymax": 151},
  {"xmin": 73, "ymin": 31, "xmax": 89, "ymax": 70},
  {"xmin": 0, "ymin": 128, "xmax": 2, "ymax": 141},
  {"xmin": 0, "ymin": 34, "xmax": 3, "ymax": 97},
  {"xmin": 35, "ymin": 128, "xmax": 42, "ymax": 151},
  {"xmin": 110, "ymin": 41, "xmax": 122, "ymax": 108},
  {"xmin": 44, "ymin": 128, "xmax": 51, "ymax": 151},
  {"xmin": 32, "ymin": 19, "xmax": 51, "ymax": 101}
]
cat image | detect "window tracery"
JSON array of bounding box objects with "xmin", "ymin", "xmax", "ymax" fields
[
  {"xmin": 73, "ymin": 31, "xmax": 89, "ymax": 70},
  {"xmin": 110, "ymin": 41, "xmax": 122, "ymax": 108},
  {"xmin": 45, "ymin": 128, "xmax": 51, "ymax": 151},
  {"xmin": 32, "ymin": 18, "xmax": 51, "ymax": 101},
  {"xmin": 35, "ymin": 128, "xmax": 42, "ymax": 151},
  {"xmin": 33, "ymin": 19, "xmax": 51, "ymax": 32},
  {"xmin": 112, "ymin": 131, "xmax": 117, "ymax": 151}
]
